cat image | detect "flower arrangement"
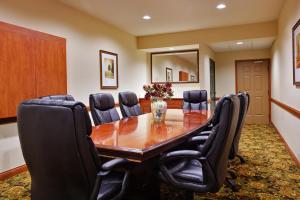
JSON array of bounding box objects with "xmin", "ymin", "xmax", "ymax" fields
[{"xmin": 143, "ymin": 83, "xmax": 174, "ymax": 102}]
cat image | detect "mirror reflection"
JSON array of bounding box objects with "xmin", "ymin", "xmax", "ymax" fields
[{"xmin": 151, "ymin": 50, "xmax": 199, "ymax": 83}]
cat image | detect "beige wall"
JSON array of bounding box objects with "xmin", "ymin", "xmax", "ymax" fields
[
  {"xmin": 215, "ymin": 49, "xmax": 271, "ymax": 97},
  {"xmin": 271, "ymin": 0, "xmax": 300, "ymax": 160},
  {"xmin": 0, "ymin": 0, "xmax": 147, "ymax": 172}
]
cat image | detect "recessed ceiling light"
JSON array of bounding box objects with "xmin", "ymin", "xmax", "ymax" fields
[
  {"xmin": 236, "ymin": 41, "xmax": 244, "ymax": 45},
  {"xmin": 143, "ymin": 15, "xmax": 151, "ymax": 20},
  {"xmin": 216, "ymin": 3, "xmax": 226, "ymax": 9}
]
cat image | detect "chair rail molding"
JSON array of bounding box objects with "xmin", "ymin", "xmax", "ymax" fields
[{"xmin": 271, "ymin": 98, "xmax": 300, "ymax": 119}]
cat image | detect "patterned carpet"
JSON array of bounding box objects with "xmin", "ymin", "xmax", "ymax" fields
[{"xmin": 1, "ymin": 124, "xmax": 300, "ymax": 200}]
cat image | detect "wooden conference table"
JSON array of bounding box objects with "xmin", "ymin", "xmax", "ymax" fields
[
  {"xmin": 91, "ymin": 107, "xmax": 214, "ymax": 199},
  {"xmin": 91, "ymin": 108, "xmax": 213, "ymax": 162}
]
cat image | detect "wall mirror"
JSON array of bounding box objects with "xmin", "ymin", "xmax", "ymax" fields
[{"xmin": 151, "ymin": 50, "xmax": 199, "ymax": 83}]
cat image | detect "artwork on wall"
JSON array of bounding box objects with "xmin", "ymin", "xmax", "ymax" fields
[
  {"xmin": 166, "ymin": 67, "xmax": 173, "ymax": 82},
  {"xmin": 190, "ymin": 75, "xmax": 196, "ymax": 82},
  {"xmin": 100, "ymin": 50, "xmax": 118, "ymax": 89},
  {"xmin": 292, "ymin": 18, "xmax": 300, "ymax": 85}
]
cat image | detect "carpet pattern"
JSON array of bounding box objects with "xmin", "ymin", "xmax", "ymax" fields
[{"xmin": 1, "ymin": 124, "xmax": 300, "ymax": 200}]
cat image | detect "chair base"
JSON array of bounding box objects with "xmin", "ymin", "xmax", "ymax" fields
[
  {"xmin": 228, "ymin": 169, "xmax": 237, "ymax": 179},
  {"xmin": 237, "ymin": 154, "xmax": 246, "ymax": 164},
  {"xmin": 225, "ymin": 178, "xmax": 240, "ymax": 192}
]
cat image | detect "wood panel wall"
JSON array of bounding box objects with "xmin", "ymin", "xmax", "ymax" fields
[{"xmin": 0, "ymin": 21, "xmax": 67, "ymax": 119}]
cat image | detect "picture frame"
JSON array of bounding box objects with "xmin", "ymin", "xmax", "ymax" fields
[
  {"xmin": 166, "ymin": 67, "xmax": 173, "ymax": 82},
  {"xmin": 190, "ymin": 75, "xmax": 196, "ymax": 82},
  {"xmin": 100, "ymin": 50, "xmax": 118, "ymax": 89},
  {"xmin": 292, "ymin": 18, "xmax": 300, "ymax": 86}
]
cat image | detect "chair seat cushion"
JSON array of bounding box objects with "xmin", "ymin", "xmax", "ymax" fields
[
  {"xmin": 97, "ymin": 171, "xmax": 125, "ymax": 200},
  {"xmin": 173, "ymin": 159, "xmax": 203, "ymax": 184}
]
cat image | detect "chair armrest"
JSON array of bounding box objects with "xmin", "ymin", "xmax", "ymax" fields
[
  {"xmin": 101, "ymin": 158, "xmax": 129, "ymax": 171},
  {"xmin": 197, "ymin": 130, "xmax": 212, "ymax": 136},
  {"xmin": 187, "ymin": 135, "xmax": 209, "ymax": 144},
  {"xmin": 160, "ymin": 150, "xmax": 202, "ymax": 164},
  {"xmin": 159, "ymin": 152, "xmax": 210, "ymax": 192},
  {"xmin": 90, "ymin": 159, "xmax": 129, "ymax": 200}
]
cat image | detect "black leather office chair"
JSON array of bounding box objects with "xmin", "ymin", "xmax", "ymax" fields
[
  {"xmin": 159, "ymin": 95, "xmax": 240, "ymax": 197},
  {"xmin": 89, "ymin": 93, "xmax": 120, "ymax": 126},
  {"xmin": 187, "ymin": 96, "xmax": 228, "ymax": 146},
  {"xmin": 228, "ymin": 92, "xmax": 250, "ymax": 163},
  {"xmin": 193, "ymin": 92, "xmax": 250, "ymax": 163},
  {"xmin": 17, "ymin": 99, "xmax": 129, "ymax": 200},
  {"xmin": 40, "ymin": 94, "xmax": 75, "ymax": 101},
  {"xmin": 119, "ymin": 91, "xmax": 142, "ymax": 118},
  {"xmin": 183, "ymin": 90, "xmax": 208, "ymax": 110}
]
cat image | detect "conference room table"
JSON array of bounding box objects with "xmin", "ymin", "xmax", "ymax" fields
[{"xmin": 91, "ymin": 105, "xmax": 215, "ymax": 199}]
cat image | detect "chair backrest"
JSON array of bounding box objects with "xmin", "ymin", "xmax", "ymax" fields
[
  {"xmin": 17, "ymin": 99, "xmax": 99, "ymax": 200},
  {"xmin": 119, "ymin": 91, "xmax": 142, "ymax": 118},
  {"xmin": 89, "ymin": 93, "xmax": 120, "ymax": 125},
  {"xmin": 229, "ymin": 92, "xmax": 250, "ymax": 159},
  {"xmin": 40, "ymin": 94, "xmax": 75, "ymax": 101},
  {"xmin": 204, "ymin": 95, "xmax": 240, "ymax": 192},
  {"xmin": 183, "ymin": 90, "xmax": 208, "ymax": 110}
]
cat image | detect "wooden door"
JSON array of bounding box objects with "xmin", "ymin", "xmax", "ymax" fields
[
  {"xmin": 0, "ymin": 25, "xmax": 36, "ymax": 118},
  {"xmin": 236, "ymin": 60, "xmax": 269, "ymax": 124}
]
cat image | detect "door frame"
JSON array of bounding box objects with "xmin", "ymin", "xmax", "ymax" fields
[
  {"xmin": 235, "ymin": 58, "xmax": 271, "ymax": 123},
  {"xmin": 209, "ymin": 58, "xmax": 216, "ymax": 100}
]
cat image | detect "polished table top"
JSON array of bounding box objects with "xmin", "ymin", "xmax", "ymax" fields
[{"xmin": 91, "ymin": 109, "xmax": 212, "ymax": 162}]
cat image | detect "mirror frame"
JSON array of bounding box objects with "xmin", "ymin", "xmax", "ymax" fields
[{"xmin": 150, "ymin": 49, "xmax": 199, "ymax": 84}]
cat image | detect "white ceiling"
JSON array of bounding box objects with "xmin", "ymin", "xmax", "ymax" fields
[
  {"xmin": 208, "ymin": 37, "xmax": 275, "ymax": 52},
  {"xmin": 59, "ymin": 0, "xmax": 284, "ymax": 36}
]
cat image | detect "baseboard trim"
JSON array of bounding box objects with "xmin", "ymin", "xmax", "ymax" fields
[
  {"xmin": 0, "ymin": 165, "xmax": 27, "ymax": 181},
  {"xmin": 271, "ymin": 121, "xmax": 300, "ymax": 169}
]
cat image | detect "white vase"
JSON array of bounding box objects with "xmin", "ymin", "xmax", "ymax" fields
[{"xmin": 151, "ymin": 98, "xmax": 167, "ymax": 122}]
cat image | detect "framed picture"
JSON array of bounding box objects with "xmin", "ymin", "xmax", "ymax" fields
[
  {"xmin": 166, "ymin": 67, "xmax": 173, "ymax": 82},
  {"xmin": 292, "ymin": 19, "xmax": 300, "ymax": 85},
  {"xmin": 190, "ymin": 75, "xmax": 196, "ymax": 81},
  {"xmin": 100, "ymin": 50, "xmax": 118, "ymax": 89}
]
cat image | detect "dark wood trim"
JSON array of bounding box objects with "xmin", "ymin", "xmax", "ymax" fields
[
  {"xmin": 139, "ymin": 97, "xmax": 219, "ymax": 102},
  {"xmin": 235, "ymin": 58, "xmax": 271, "ymax": 122},
  {"xmin": 0, "ymin": 117, "xmax": 17, "ymax": 124},
  {"xmin": 292, "ymin": 18, "xmax": 300, "ymax": 86},
  {"xmin": 271, "ymin": 98, "xmax": 300, "ymax": 119},
  {"xmin": 99, "ymin": 50, "xmax": 119, "ymax": 89},
  {"xmin": 139, "ymin": 97, "xmax": 219, "ymax": 113},
  {"xmin": 271, "ymin": 122, "xmax": 300, "ymax": 169},
  {"xmin": 139, "ymin": 97, "xmax": 220, "ymax": 101},
  {"xmin": 0, "ymin": 165, "xmax": 27, "ymax": 181},
  {"xmin": 150, "ymin": 49, "xmax": 199, "ymax": 84}
]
